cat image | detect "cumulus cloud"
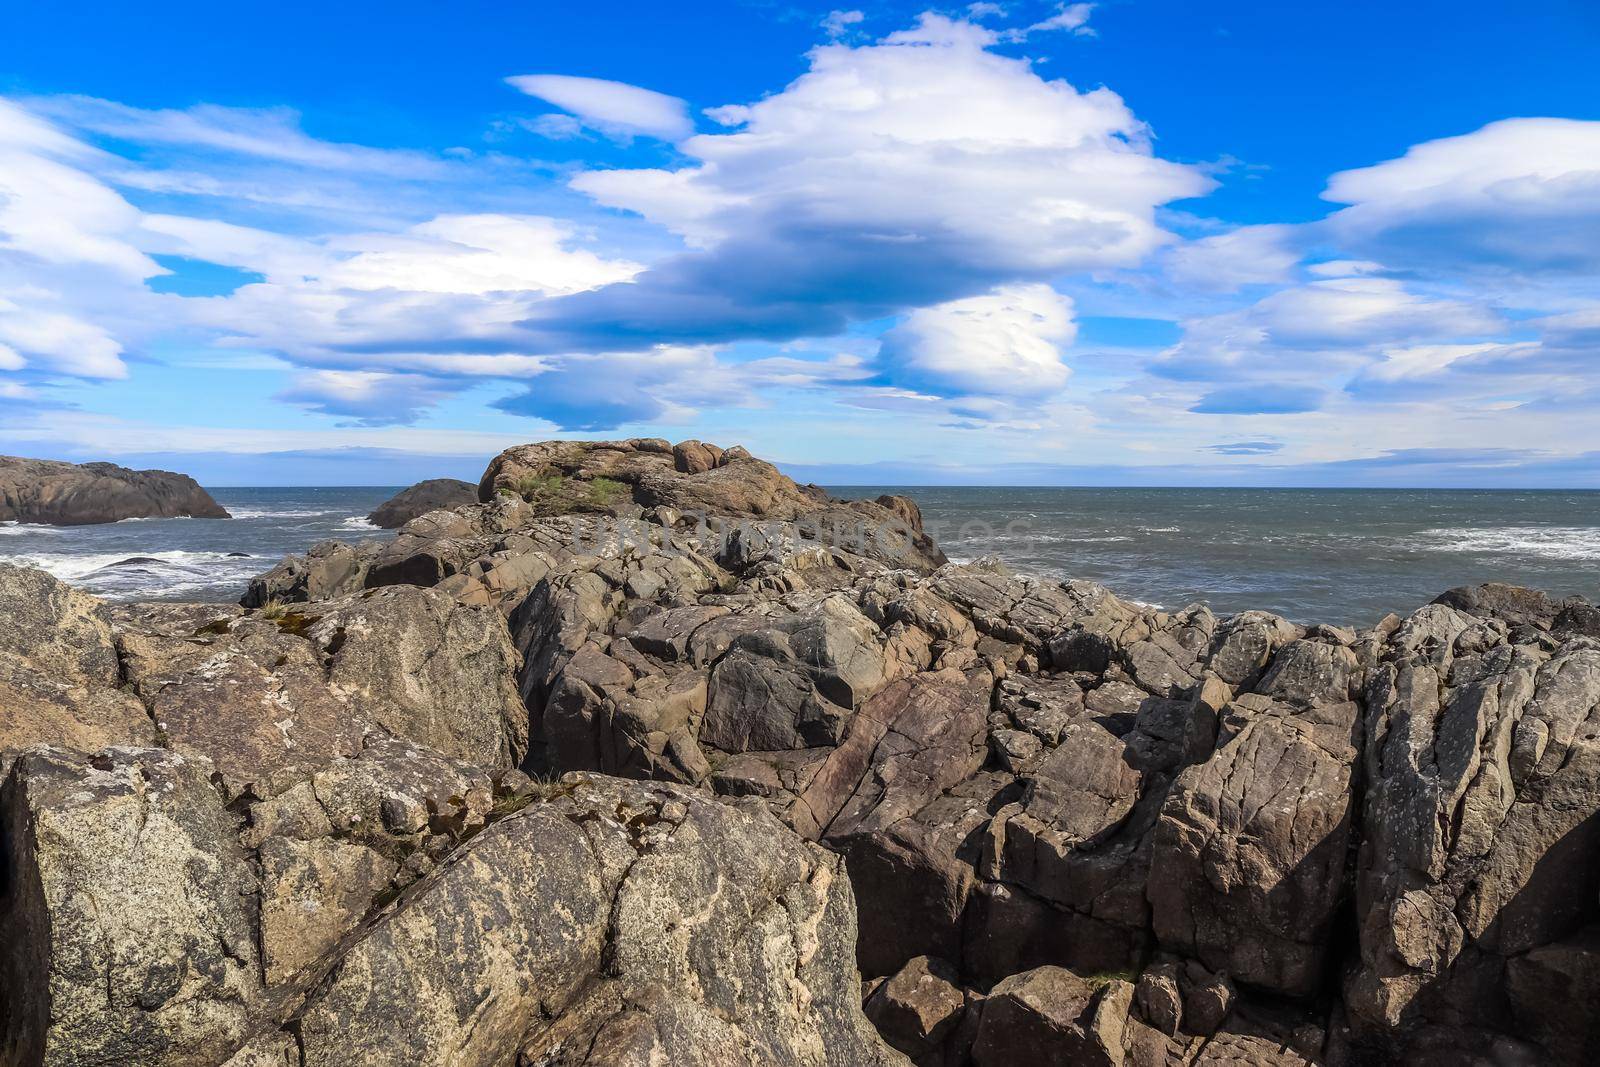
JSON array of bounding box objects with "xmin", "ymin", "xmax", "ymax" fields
[
  {"xmin": 1322, "ymin": 117, "xmax": 1600, "ymax": 278},
  {"xmin": 517, "ymin": 14, "xmax": 1207, "ymax": 358},
  {"xmin": 506, "ymin": 74, "xmax": 693, "ymax": 141},
  {"xmin": 877, "ymin": 283, "xmax": 1075, "ymax": 399}
]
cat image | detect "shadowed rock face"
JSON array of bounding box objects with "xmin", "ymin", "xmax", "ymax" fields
[
  {"xmin": 5, "ymin": 440, "xmax": 1600, "ymax": 1066},
  {"xmin": 366, "ymin": 478, "xmax": 477, "ymax": 529},
  {"xmin": 0, "ymin": 455, "xmax": 228, "ymax": 525}
]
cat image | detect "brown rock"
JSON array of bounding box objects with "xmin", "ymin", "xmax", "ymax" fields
[
  {"xmin": 971, "ymin": 966, "xmax": 1130, "ymax": 1067},
  {"xmin": 864, "ymin": 955, "xmax": 967, "ymax": 1058},
  {"xmin": 0, "ymin": 455, "xmax": 228, "ymax": 525}
]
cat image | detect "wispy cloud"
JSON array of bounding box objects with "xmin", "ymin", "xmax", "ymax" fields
[{"xmin": 505, "ymin": 75, "xmax": 693, "ymax": 141}]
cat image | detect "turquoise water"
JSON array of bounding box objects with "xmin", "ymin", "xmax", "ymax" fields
[{"xmin": 2, "ymin": 486, "xmax": 1597, "ymax": 627}]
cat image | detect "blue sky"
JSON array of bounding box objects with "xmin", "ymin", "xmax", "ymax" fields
[{"xmin": 1, "ymin": 0, "xmax": 1598, "ymax": 485}]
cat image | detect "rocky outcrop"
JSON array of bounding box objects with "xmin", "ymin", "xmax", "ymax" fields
[
  {"xmin": 0, "ymin": 565, "xmax": 156, "ymax": 779},
  {"xmin": 366, "ymin": 478, "xmax": 476, "ymax": 528},
  {"xmin": 0, "ymin": 744, "xmax": 899, "ymax": 1066},
  {"xmin": 0, "ymin": 455, "xmax": 228, "ymax": 525},
  {"xmin": 110, "ymin": 584, "xmax": 528, "ymax": 789},
  {"xmin": 6, "ymin": 439, "xmax": 1600, "ymax": 1066}
]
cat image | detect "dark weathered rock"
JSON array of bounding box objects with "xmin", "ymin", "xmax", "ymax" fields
[
  {"xmin": 0, "ymin": 454, "xmax": 228, "ymax": 525},
  {"xmin": 366, "ymin": 478, "xmax": 477, "ymax": 528},
  {"xmin": 971, "ymin": 966, "xmax": 1131, "ymax": 1067},
  {"xmin": 1149, "ymin": 694, "xmax": 1360, "ymax": 996},
  {"xmin": 1347, "ymin": 623, "xmax": 1600, "ymax": 1061},
  {"xmin": 241, "ymin": 539, "xmax": 380, "ymax": 607},
  {"xmin": 865, "ymin": 955, "xmax": 967, "ymax": 1059}
]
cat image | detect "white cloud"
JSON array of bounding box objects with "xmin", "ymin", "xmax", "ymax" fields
[
  {"xmin": 1004, "ymin": 3, "xmax": 1096, "ymax": 40},
  {"xmin": 31, "ymin": 95, "xmax": 445, "ymax": 176},
  {"xmin": 0, "ymin": 296, "xmax": 128, "ymax": 379},
  {"xmin": 1164, "ymin": 224, "xmax": 1301, "ymax": 292},
  {"xmin": 506, "ymin": 74, "xmax": 692, "ymax": 141},
  {"xmin": 0, "ymin": 99, "xmax": 158, "ymax": 281},
  {"xmin": 525, "ymin": 113, "xmax": 588, "ymax": 140},
  {"xmin": 1322, "ymin": 117, "xmax": 1600, "ymax": 277},
  {"xmin": 878, "ymin": 283, "xmax": 1075, "ymax": 398},
  {"xmin": 1149, "ymin": 277, "xmax": 1505, "ymax": 402},
  {"xmin": 1244, "ymin": 277, "xmax": 1501, "ymax": 347},
  {"xmin": 822, "ymin": 10, "xmax": 865, "ymax": 38},
  {"xmin": 323, "ymin": 214, "xmax": 642, "ymax": 295},
  {"xmin": 1354, "ymin": 342, "xmax": 1530, "ymax": 384},
  {"xmin": 575, "ymin": 14, "xmax": 1205, "ymax": 261},
  {"xmin": 276, "ymin": 369, "xmax": 458, "ymax": 426},
  {"xmin": 534, "ymin": 13, "xmax": 1210, "ymax": 358}
]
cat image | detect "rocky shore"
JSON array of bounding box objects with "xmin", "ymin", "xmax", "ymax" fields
[
  {"xmin": 3, "ymin": 438, "xmax": 1598, "ymax": 1065},
  {"xmin": 366, "ymin": 478, "xmax": 477, "ymax": 529},
  {"xmin": 0, "ymin": 455, "xmax": 229, "ymax": 525}
]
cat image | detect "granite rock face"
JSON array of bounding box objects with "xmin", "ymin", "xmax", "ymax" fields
[
  {"xmin": 366, "ymin": 477, "xmax": 477, "ymax": 528},
  {"xmin": 0, "ymin": 455, "xmax": 228, "ymax": 525},
  {"xmin": 0, "ymin": 565, "xmax": 156, "ymax": 779},
  {"xmin": 4, "ymin": 439, "xmax": 1600, "ymax": 1066}
]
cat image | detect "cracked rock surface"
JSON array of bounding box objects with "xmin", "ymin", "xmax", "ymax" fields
[{"xmin": 5, "ymin": 440, "xmax": 1600, "ymax": 1066}]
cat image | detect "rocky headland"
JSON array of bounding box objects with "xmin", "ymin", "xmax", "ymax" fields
[
  {"xmin": 3, "ymin": 438, "xmax": 1599, "ymax": 1066},
  {"xmin": 0, "ymin": 455, "xmax": 230, "ymax": 525},
  {"xmin": 366, "ymin": 478, "xmax": 478, "ymax": 529}
]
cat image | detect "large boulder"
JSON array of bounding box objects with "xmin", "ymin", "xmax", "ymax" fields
[
  {"xmin": 0, "ymin": 455, "xmax": 228, "ymax": 525},
  {"xmin": 0, "ymin": 565, "xmax": 156, "ymax": 777},
  {"xmin": 366, "ymin": 478, "xmax": 477, "ymax": 529},
  {"xmin": 0, "ymin": 747, "xmax": 265, "ymax": 1066},
  {"xmin": 240, "ymin": 539, "xmax": 380, "ymax": 607},
  {"xmin": 477, "ymin": 438, "xmax": 945, "ymax": 570},
  {"xmin": 864, "ymin": 955, "xmax": 968, "ymax": 1060},
  {"xmin": 971, "ymin": 966, "xmax": 1132, "ymax": 1067}
]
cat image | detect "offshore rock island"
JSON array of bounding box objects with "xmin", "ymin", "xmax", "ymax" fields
[
  {"xmin": 2, "ymin": 439, "xmax": 1599, "ymax": 1066},
  {"xmin": 0, "ymin": 455, "xmax": 230, "ymax": 526}
]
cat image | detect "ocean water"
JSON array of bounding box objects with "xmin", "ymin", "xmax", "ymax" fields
[
  {"xmin": 2, "ymin": 486, "xmax": 1597, "ymax": 627},
  {"xmin": 841, "ymin": 486, "xmax": 1600, "ymax": 626},
  {"xmin": 0, "ymin": 487, "xmax": 396, "ymax": 602}
]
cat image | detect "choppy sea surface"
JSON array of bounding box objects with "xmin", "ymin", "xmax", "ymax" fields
[
  {"xmin": 840, "ymin": 486, "xmax": 1600, "ymax": 626},
  {"xmin": 0, "ymin": 487, "xmax": 396, "ymax": 603},
  {"xmin": 3, "ymin": 486, "xmax": 1598, "ymax": 627}
]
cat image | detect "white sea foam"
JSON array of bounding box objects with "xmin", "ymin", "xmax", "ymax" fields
[
  {"xmin": 0, "ymin": 521, "xmax": 58, "ymax": 536},
  {"xmin": 226, "ymin": 507, "xmax": 334, "ymax": 520},
  {"xmin": 1422, "ymin": 526, "xmax": 1600, "ymax": 561},
  {"xmin": 1, "ymin": 550, "xmax": 261, "ymax": 596},
  {"xmin": 338, "ymin": 515, "xmax": 379, "ymax": 531}
]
